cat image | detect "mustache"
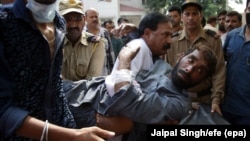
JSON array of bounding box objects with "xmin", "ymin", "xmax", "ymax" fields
[
  {"xmin": 163, "ymin": 43, "xmax": 171, "ymax": 50},
  {"xmin": 92, "ymin": 20, "xmax": 99, "ymax": 24},
  {"xmin": 67, "ymin": 27, "xmax": 80, "ymax": 32},
  {"xmin": 179, "ymin": 69, "xmax": 191, "ymax": 81}
]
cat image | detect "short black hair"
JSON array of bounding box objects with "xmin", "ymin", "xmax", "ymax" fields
[
  {"xmin": 207, "ymin": 16, "xmax": 217, "ymax": 24},
  {"xmin": 168, "ymin": 6, "xmax": 181, "ymax": 15},
  {"xmin": 117, "ymin": 17, "xmax": 129, "ymax": 25},
  {"xmin": 138, "ymin": 12, "xmax": 171, "ymax": 37},
  {"xmin": 226, "ymin": 11, "xmax": 242, "ymax": 23},
  {"xmin": 217, "ymin": 10, "xmax": 227, "ymax": 17},
  {"xmin": 102, "ymin": 19, "xmax": 114, "ymax": 27}
]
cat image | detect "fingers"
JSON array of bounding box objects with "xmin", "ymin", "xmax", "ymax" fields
[
  {"xmin": 211, "ymin": 104, "xmax": 222, "ymax": 115},
  {"xmin": 92, "ymin": 126, "xmax": 115, "ymax": 140}
]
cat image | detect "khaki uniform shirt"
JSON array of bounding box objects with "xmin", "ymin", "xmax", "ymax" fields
[
  {"xmin": 62, "ymin": 32, "xmax": 106, "ymax": 81},
  {"xmin": 166, "ymin": 28, "xmax": 226, "ymax": 104}
]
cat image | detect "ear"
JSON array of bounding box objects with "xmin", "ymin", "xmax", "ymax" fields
[
  {"xmin": 200, "ymin": 13, "xmax": 203, "ymax": 22},
  {"xmin": 143, "ymin": 28, "xmax": 151, "ymax": 37}
]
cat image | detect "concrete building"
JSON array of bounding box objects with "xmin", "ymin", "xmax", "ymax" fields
[
  {"xmin": 83, "ymin": 0, "xmax": 147, "ymax": 26},
  {"xmin": 0, "ymin": 0, "xmax": 147, "ymax": 27}
]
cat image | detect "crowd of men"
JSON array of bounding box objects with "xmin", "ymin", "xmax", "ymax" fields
[{"xmin": 0, "ymin": 0, "xmax": 250, "ymax": 141}]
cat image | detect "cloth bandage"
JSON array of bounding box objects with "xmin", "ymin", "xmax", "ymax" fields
[{"xmin": 113, "ymin": 69, "xmax": 134, "ymax": 84}]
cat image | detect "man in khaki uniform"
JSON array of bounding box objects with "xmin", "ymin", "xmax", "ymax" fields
[
  {"xmin": 59, "ymin": 0, "xmax": 106, "ymax": 81},
  {"xmin": 166, "ymin": 2, "xmax": 226, "ymax": 115}
]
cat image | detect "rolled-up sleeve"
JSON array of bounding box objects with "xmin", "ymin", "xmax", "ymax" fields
[{"xmin": 0, "ymin": 41, "xmax": 29, "ymax": 137}]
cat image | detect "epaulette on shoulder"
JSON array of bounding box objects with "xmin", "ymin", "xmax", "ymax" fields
[
  {"xmin": 171, "ymin": 31, "xmax": 181, "ymax": 38},
  {"xmin": 87, "ymin": 35, "xmax": 101, "ymax": 43},
  {"xmin": 204, "ymin": 29, "xmax": 220, "ymax": 39}
]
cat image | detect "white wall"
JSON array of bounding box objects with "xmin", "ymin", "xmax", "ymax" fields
[
  {"xmin": 82, "ymin": 0, "xmax": 120, "ymax": 26},
  {"xmin": 120, "ymin": 0, "xmax": 144, "ymax": 9}
]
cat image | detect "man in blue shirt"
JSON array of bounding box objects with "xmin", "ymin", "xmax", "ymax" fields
[{"xmin": 222, "ymin": 0, "xmax": 250, "ymax": 125}]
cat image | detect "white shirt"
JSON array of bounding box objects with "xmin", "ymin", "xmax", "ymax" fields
[
  {"xmin": 220, "ymin": 32, "xmax": 227, "ymax": 47},
  {"xmin": 105, "ymin": 38, "xmax": 153, "ymax": 96}
]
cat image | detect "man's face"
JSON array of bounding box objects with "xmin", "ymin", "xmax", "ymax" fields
[
  {"xmin": 85, "ymin": 10, "xmax": 99, "ymax": 29},
  {"xmin": 146, "ymin": 22, "xmax": 173, "ymax": 56},
  {"xmin": 171, "ymin": 49, "xmax": 209, "ymax": 89},
  {"xmin": 104, "ymin": 23, "xmax": 114, "ymax": 34},
  {"xmin": 168, "ymin": 11, "xmax": 182, "ymax": 27},
  {"xmin": 182, "ymin": 6, "xmax": 202, "ymax": 30},
  {"xmin": 225, "ymin": 15, "xmax": 241, "ymax": 32},
  {"xmin": 64, "ymin": 12, "xmax": 85, "ymax": 41},
  {"xmin": 218, "ymin": 15, "xmax": 226, "ymax": 26}
]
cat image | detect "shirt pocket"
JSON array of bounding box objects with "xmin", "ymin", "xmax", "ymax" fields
[{"xmin": 76, "ymin": 59, "xmax": 88, "ymax": 77}]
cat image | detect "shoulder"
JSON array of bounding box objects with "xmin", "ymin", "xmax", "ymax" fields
[
  {"xmin": 85, "ymin": 32, "xmax": 104, "ymax": 43},
  {"xmin": 55, "ymin": 13, "xmax": 67, "ymax": 30},
  {"xmin": 171, "ymin": 30, "xmax": 182, "ymax": 38},
  {"xmin": 227, "ymin": 27, "xmax": 242, "ymax": 36},
  {"xmin": 100, "ymin": 27, "xmax": 109, "ymax": 37},
  {"xmin": 204, "ymin": 29, "xmax": 220, "ymax": 40}
]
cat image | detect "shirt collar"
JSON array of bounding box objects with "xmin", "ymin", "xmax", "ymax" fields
[
  {"xmin": 64, "ymin": 33, "xmax": 88, "ymax": 46},
  {"xmin": 239, "ymin": 25, "xmax": 246, "ymax": 38},
  {"xmin": 179, "ymin": 26, "xmax": 206, "ymax": 41}
]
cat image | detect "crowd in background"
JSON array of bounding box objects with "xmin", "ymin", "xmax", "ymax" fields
[{"xmin": 1, "ymin": 0, "xmax": 250, "ymax": 141}]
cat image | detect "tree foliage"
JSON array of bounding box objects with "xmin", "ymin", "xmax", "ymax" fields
[{"xmin": 144, "ymin": 0, "xmax": 243, "ymax": 19}]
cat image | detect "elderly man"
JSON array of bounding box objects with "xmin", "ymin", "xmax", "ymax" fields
[{"xmin": 84, "ymin": 8, "xmax": 115, "ymax": 75}]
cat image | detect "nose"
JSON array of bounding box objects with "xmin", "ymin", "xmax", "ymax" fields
[
  {"xmin": 67, "ymin": 20, "xmax": 78, "ymax": 27},
  {"xmin": 184, "ymin": 65, "xmax": 193, "ymax": 73},
  {"xmin": 167, "ymin": 37, "xmax": 172, "ymax": 44}
]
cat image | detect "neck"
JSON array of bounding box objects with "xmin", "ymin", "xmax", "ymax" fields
[
  {"xmin": 173, "ymin": 25, "xmax": 183, "ymax": 33},
  {"xmin": 35, "ymin": 22, "xmax": 52, "ymax": 26},
  {"xmin": 245, "ymin": 25, "xmax": 250, "ymax": 41},
  {"xmin": 185, "ymin": 27, "xmax": 201, "ymax": 42},
  {"xmin": 67, "ymin": 36, "xmax": 81, "ymax": 47},
  {"xmin": 87, "ymin": 25, "xmax": 100, "ymax": 36},
  {"xmin": 246, "ymin": 25, "xmax": 250, "ymax": 34}
]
